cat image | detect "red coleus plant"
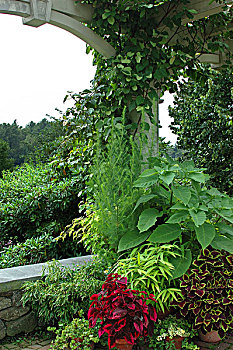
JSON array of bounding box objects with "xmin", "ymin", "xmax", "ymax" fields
[
  {"xmin": 173, "ymin": 248, "xmax": 233, "ymax": 339},
  {"xmin": 88, "ymin": 273, "xmax": 157, "ymax": 349}
]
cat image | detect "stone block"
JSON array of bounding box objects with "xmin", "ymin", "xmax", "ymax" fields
[
  {"xmin": 12, "ymin": 290, "xmax": 23, "ymax": 307},
  {"xmin": 0, "ymin": 306, "xmax": 30, "ymax": 321},
  {"xmin": 0, "ymin": 319, "xmax": 6, "ymax": 340},
  {"xmin": 0, "ymin": 297, "xmax": 11, "ymax": 311},
  {"xmin": 6, "ymin": 311, "xmax": 37, "ymax": 337},
  {"xmin": 0, "ymin": 292, "xmax": 13, "ymax": 298}
]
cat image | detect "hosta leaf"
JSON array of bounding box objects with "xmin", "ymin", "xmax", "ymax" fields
[
  {"xmin": 133, "ymin": 194, "xmax": 157, "ymax": 212},
  {"xmin": 207, "ymin": 188, "xmax": 223, "ymax": 197},
  {"xmin": 166, "ymin": 210, "xmax": 189, "ymax": 224},
  {"xmin": 221, "ymin": 197, "xmax": 233, "ymax": 209},
  {"xmin": 215, "ymin": 210, "xmax": 233, "ymax": 224},
  {"xmin": 170, "ymin": 250, "xmax": 192, "ymax": 279},
  {"xmin": 188, "ymin": 172, "xmax": 207, "ymax": 183},
  {"xmin": 134, "ymin": 175, "xmax": 158, "ymax": 188},
  {"xmin": 195, "ymin": 223, "xmax": 216, "ymax": 249},
  {"xmin": 173, "ymin": 185, "xmax": 191, "ymax": 205},
  {"xmin": 159, "ymin": 172, "xmax": 175, "ymax": 185},
  {"xmin": 189, "ymin": 209, "xmax": 206, "ymax": 227},
  {"xmin": 137, "ymin": 208, "xmax": 161, "ymax": 232},
  {"xmin": 170, "ymin": 203, "xmax": 187, "ymax": 210},
  {"xmin": 149, "ymin": 224, "xmax": 181, "ymax": 243},
  {"xmin": 211, "ymin": 236, "xmax": 233, "ymax": 254},
  {"xmin": 217, "ymin": 223, "xmax": 233, "ymax": 236},
  {"xmin": 118, "ymin": 230, "xmax": 150, "ymax": 252}
]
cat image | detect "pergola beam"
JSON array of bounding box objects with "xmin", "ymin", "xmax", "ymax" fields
[{"xmin": 0, "ymin": 0, "xmax": 232, "ymax": 61}]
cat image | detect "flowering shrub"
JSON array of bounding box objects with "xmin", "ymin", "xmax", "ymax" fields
[
  {"xmin": 88, "ymin": 273, "xmax": 157, "ymax": 349},
  {"xmin": 174, "ymin": 248, "xmax": 233, "ymax": 338}
]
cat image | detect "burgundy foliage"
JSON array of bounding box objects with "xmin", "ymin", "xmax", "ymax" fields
[
  {"xmin": 174, "ymin": 248, "xmax": 233, "ymax": 339},
  {"xmin": 88, "ymin": 273, "xmax": 157, "ymax": 349}
]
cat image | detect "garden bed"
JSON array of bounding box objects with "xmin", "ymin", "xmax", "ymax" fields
[{"xmin": 0, "ymin": 255, "xmax": 92, "ymax": 340}]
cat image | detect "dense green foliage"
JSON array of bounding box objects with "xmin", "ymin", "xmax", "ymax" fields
[
  {"xmin": 0, "ymin": 139, "xmax": 13, "ymax": 175},
  {"xmin": 71, "ymin": 0, "xmax": 233, "ymax": 155},
  {"xmin": 116, "ymin": 156, "xmax": 233, "ymax": 272},
  {"xmin": 0, "ymin": 163, "xmax": 84, "ymax": 249},
  {"xmin": 0, "ymin": 234, "xmax": 55, "ymax": 269},
  {"xmin": 22, "ymin": 259, "xmax": 108, "ymax": 325},
  {"xmin": 169, "ymin": 69, "xmax": 233, "ymax": 195}
]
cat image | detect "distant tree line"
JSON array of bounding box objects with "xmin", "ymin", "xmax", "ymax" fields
[{"xmin": 0, "ymin": 118, "xmax": 64, "ymax": 175}]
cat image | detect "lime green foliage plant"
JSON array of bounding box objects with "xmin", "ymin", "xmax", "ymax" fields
[
  {"xmin": 22, "ymin": 258, "xmax": 107, "ymax": 325},
  {"xmin": 118, "ymin": 156, "xmax": 233, "ymax": 278},
  {"xmin": 50, "ymin": 312, "xmax": 100, "ymax": 350},
  {"xmin": 60, "ymin": 118, "xmax": 142, "ymax": 253},
  {"xmin": 115, "ymin": 243, "xmax": 182, "ymax": 312},
  {"xmin": 148, "ymin": 316, "xmax": 198, "ymax": 350}
]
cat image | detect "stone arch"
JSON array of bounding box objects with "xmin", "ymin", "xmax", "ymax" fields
[{"xmin": 0, "ymin": 0, "xmax": 116, "ymax": 58}]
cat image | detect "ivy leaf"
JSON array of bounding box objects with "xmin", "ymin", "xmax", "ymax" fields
[
  {"xmin": 189, "ymin": 209, "xmax": 206, "ymax": 227},
  {"xmin": 149, "ymin": 224, "xmax": 181, "ymax": 243},
  {"xmin": 136, "ymin": 96, "xmax": 145, "ymax": 106},
  {"xmin": 107, "ymin": 16, "xmax": 115, "ymax": 25},
  {"xmin": 133, "ymin": 194, "xmax": 157, "ymax": 212},
  {"xmin": 195, "ymin": 223, "xmax": 216, "ymax": 249},
  {"xmin": 118, "ymin": 231, "xmax": 150, "ymax": 252},
  {"xmin": 173, "ymin": 185, "xmax": 191, "ymax": 205},
  {"xmin": 129, "ymin": 101, "xmax": 136, "ymax": 112},
  {"xmin": 170, "ymin": 250, "xmax": 192, "ymax": 279},
  {"xmin": 121, "ymin": 58, "xmax": 131, "ymax": 64},
  {"xmin": 166, "ymin": 210, "xmax": 189, "ymax": 224},
  {"xmin": 137, "ymin": 208, "xmax": 161, "ymax": 232},
  {"xmin": 211, "ymin": 236, "xmax": 233, "ymax": 254}
]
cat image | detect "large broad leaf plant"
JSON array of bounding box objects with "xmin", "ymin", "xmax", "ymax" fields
[{"xmin": 118, "ymin": 156, "xmax": 233, "ymax": 278}]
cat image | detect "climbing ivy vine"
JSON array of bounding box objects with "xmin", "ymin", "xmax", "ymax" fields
[{"xmin": 73, "ymin": 0, "xmax": 232, "ymax": 137}]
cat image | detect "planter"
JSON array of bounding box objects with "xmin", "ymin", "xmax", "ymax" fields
[
  {"xmin": 165, "ymin": 336, "xmax": 184, "ymax": 350},
  {"xmin": 115, "ymin": 339, "xmax": 133, "ymax": 350},
  {"xmin": 198, "ymin": 330, "xmax": 221, "ymax": 343}
]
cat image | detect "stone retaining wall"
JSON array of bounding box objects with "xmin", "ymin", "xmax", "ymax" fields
[{"xmin": 0, "ymin": 256, "xmax": 92, "ymax": 340}]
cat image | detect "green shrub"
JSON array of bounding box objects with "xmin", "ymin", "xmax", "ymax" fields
[
  {"xmin": 0, "ymin": 163, "xmax": 83, "ymax": 246},
  {"xmin": 21, "ymin": 258, "xmax": 108, "ymax": 325},
  {"xmin": 0, "ymin": 234, "xmax": 56, "ymax": 269}
]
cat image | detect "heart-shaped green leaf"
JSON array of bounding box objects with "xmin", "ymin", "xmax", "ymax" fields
[
  {"xmin": 195, "ymin": 223, "xmax": 216, "ymax": 249},
  {"xmin": 137, "ymin": 208, "xmax": 161, "ymax": 232},
  {"xmin": 149, "ymin": 224, "xmax": 181, "ymax": 243}
]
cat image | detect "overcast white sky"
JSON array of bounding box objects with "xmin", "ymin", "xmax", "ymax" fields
[{"xmin": 0, "ymin": 13, "xmax": 176, "ymax": 143}]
